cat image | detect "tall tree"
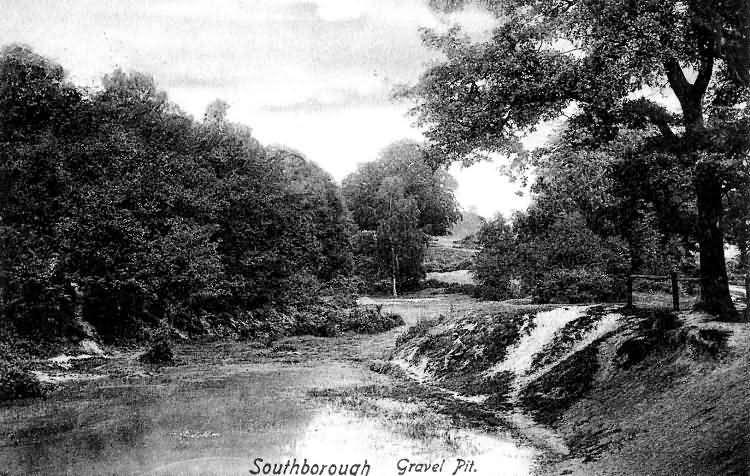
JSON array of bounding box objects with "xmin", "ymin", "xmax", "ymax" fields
[
  {"xmin": 343, "ymin": 140, "xmax": 460, "ymax": 296},
  {"xmin": 406, "ymin": 0, "xmax": 750, "ymax": 319}
]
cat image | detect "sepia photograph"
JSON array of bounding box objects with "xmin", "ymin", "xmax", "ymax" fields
[{"xmin": 0, "ymin": 1, "xmax": 748, "ymax": 475}]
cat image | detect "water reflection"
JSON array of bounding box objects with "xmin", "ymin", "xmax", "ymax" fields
[
  {"xmin": 295, "ymin": 407, "xmax": 537, "ymax": 476},
  {"xmin": 145, "ymin": 406, "xmax": 536, "ymax": 476}
]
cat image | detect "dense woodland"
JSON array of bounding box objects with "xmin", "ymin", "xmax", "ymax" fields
[
  {"xmin": 0, "ymin": 45, "xmax": 458, "ymax": 349},
  {"xmin": 0, "ymin": 0, "xmax": 749, "ymax": 357}
]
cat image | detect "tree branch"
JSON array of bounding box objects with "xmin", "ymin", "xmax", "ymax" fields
[
  {"xmin": 620, "ymin": 98, "xmax": 678, "ymax": 142},
  {"xmin": 664, "ymin": 57, "xmax": 691, "ymax": 101},
  {"xmin": 692, "ymin": 53, "xmax": 715, "ymax": 100}
]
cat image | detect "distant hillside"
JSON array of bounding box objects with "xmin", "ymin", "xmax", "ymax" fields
[
  {"xmin": 448, "ymin": 211, "xmax": 486, "ymax": 241},
  {"xmin": 424, "ymin": 211, "xmax": 484, "ymax": 274}
]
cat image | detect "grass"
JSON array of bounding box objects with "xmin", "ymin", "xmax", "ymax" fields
[
  {"xmin": 631, "ymin": 290, "xmax": 699, "ymax": 310},
  {"xmin": 423, "ymin": 243, "xmax": 476, "ymax": 273},
  {"xmin": 309, "ymin": 385, "xmax": 466, "ymax": 450},
  {"xmin": 307, "ymin": 381, "xmax": 516, "ymax": 450},
  {"xmin": 391, "ymin": 304, "xmax": 560, "ymax": 401},
  {"xmin": 519, "ymin": 343, "xmax": 603, "ymax": 426},
  {"xmin": 395, "ymin": 318, "xmax": 439, "ymax": 347}
]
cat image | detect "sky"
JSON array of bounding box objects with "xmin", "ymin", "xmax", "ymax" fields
[{"xmin": 0, "ymin": 0, "xmax": 546, "ymax": 218}]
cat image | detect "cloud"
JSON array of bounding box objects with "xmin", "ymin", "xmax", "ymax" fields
[
  {"xmin": 262, "ymin": 88, "xmax": 390, "ymax": 113},
  {"xmin": 0, "ymin": 0, "xmax": 523, "ymax": 217},
  {"xmin": 163, "ymin": 73, "xmax": 241, "ymax": 89}
]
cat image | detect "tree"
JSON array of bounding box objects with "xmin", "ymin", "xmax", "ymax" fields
[
  {"xmin": 405, "ymin": 0, "xmax": 750, "ymax": 319},
  {"xmin": 0, "ymin": 44, "xmax": 84, "ymax": 335},
  {"xmin": 533, "ymin": 127, "xmax": 698, "ymax": 274},
  {"xmin": 343, "ymin": 140, "xmax": 460, "ymax": 296},
  {"xmin": 204, "ymin": 99, "xmax": 230, "ymax": 125},
  {"xmin": 270, "ymin": 146, "xmax": 354, "ymax": 281}
]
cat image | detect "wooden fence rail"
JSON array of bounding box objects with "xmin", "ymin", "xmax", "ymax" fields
[{"xmin": 626, "ymin": 272, "xmax": 701, "ymax": 311}]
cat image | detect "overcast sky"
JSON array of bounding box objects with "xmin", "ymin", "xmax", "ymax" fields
[{"xmin": 0, "ymin": 0, "xmax": 545, "ymax": 218}]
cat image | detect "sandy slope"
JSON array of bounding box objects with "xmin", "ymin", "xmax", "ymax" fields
[{"xmin": 389, "ymin": 296, "xmax": 750, "ymax": 476}]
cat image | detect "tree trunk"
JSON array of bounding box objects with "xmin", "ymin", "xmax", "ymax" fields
[
  {"xmin": 741, "ymin": 239, "xmax": 749, "ymax": 321},
  {"xmin": 694, "ymin": 165, "xmax": 738, "ymax": 320},
  {"xmin": 390, "ymin": 244, "xmax": 398, "ymax": 298}
]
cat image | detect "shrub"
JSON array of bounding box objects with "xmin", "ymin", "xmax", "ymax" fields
[
  {"xmin": 421, "ymin": 279, "xmax": 477, "ymax": 296},
  {"xmin": 395, "ymin": 319, "xmax": 437, "ymax": 347},
  {"xmin": 4, "ymin": 279, "xmax": 77, "ymax": 342},
  {"xmin": 288, "ymin": 302, "xmax": 404, "ymax": 338},
  {"xmin": 292, "ymin": 308, "xmax": 341, "ymax": 337},
  {"xmin": 534, "ymin": 267, "xmax": 623, "ymax": 304},
  {"xmin": 474, "ymin": 212, "xmax": 630, "ymax": 303},
  {"xmin": 0, "ymin": 358, "xmax": 42, "ymax": 401},
  {"xmin": 340, "ymin": 307, "xmax": 404, "ymax": 334},
  {"xmin": 139, "ymin": 332, "xmax": 175, "ymax": 366},
  {"xmin": 632, "ymin": 278, "xmax": 672, "ymax": 293}
]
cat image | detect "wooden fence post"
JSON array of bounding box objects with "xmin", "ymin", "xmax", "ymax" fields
[
  {"xmin": 627, "ymin": 275, "xmax": 633, "ymax": 308},
  {"xmin": 670, "ymin": 271, "xmax": 679, "ymax": 312}
]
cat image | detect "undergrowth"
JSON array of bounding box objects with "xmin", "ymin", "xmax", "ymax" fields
[{"xmin": 0, "ymin": 352, "xmax": 42, "ymax": 402}]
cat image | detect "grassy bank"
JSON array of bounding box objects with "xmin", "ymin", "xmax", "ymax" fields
[{"xmin": 390, "ymin": 301, "xmax": 750, "ymax": 476}]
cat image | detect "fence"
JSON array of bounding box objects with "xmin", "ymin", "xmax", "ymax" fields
[{"xmin": 626, "ymin": 272, "xmax": 701, "ymax": 311}]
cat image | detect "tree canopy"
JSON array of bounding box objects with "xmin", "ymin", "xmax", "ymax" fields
[
  {"xmin": 0, "ymin": 45, "xmax": 356, "ymax": 342},
  {"xmin": 343, "ymin": 140, "xmax": 460, "ymax": 295},
  {"xmin": 406, "ymin": 0, "xmax": 750, "ymax": 319}
]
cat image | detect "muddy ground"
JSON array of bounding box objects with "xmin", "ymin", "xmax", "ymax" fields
[{"xmin": 0, "ymin": 295, "xmax": 545, "ymax": 476}]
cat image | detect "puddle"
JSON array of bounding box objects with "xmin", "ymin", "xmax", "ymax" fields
[
  {"xmin": 294, "ymin": 408, "xmax": 538, "ymax": 476},
  {"xmin": 145, "ymin": 407, "xmax": 538, "ymax": 476},
  {"xmin": 31, "ymin": 370, "xmax": 107, "ymax": 384}
]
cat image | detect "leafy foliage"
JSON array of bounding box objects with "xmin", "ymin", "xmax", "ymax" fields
[
  {"xmin": 408, "ymin": 0, "xmax": 750, "ymax": 318},
  {"xmin": 0, "ymin": 354, "xmax": 42, "ymax": 401},
  {"xmin": 0, "ymin": 45, "xmax": 357, "ymax": 346},
  {"xmin": 343, "ymin": 140, "xmax": 460, "ymax": 294},
  {"xmin": 139, "ymin": 331, "xmax": 175, "ymax": 366},
  {"xmin": 474, "ymin": 211, "xmax": 629, "ymax": 303}
]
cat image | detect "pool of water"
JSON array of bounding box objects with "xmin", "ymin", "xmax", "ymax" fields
[{"xmin": 141, "ymin": 406, "xmax": 538, "ymax": 476}]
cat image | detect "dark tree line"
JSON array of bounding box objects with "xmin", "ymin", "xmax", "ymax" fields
[
  {"xmin": 0, "ymin": 45, "xmax": 354, "ymax": 342},
  {"xmin": 0, "ymin": 44, "xmax": 462, "ymax": 345}
]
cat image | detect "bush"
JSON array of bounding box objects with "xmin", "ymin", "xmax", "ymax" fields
[
  {"xmin": 4, "ymin": 279, "xmax": 77, "ymax": 342},
  {"xmin": 288, "ymin": 302, "xmax": 404, "ymax": 338},
  {"xmin": 421, "ymin": 279, "xmax": 479, "ymax": 296},
  {"xmin": 395, "ymin": 319, "xmax": 437, "ymax": 347},
  {"xmin": 474, "ymin": 212, "xmax": 630, "ymax": 303},
  {"xmin": 0, "ymin": 358, "xmax": 42, "ymax": 401},
  {"xmin": 534, "ymin": 267, "xmax": 623, "ymax": 304},
  {"xmin": 291, "ymin": 306, "xmax": 341, "ymax": 337},
  {"xmin": 139, "ymin": 332, "xmax": 175, "ymax": 366},
  {"xmin": 632, "ymin": 279, "xmax": 668, "ymax": 293},
  {"xmin": 340, "ymin": 306, "xmax": 404, "ymax": 334}
]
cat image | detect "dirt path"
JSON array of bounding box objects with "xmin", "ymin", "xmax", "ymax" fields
[{"xmin": 0, "ymin": 295, "xmax": 542, "ymax": 476}]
